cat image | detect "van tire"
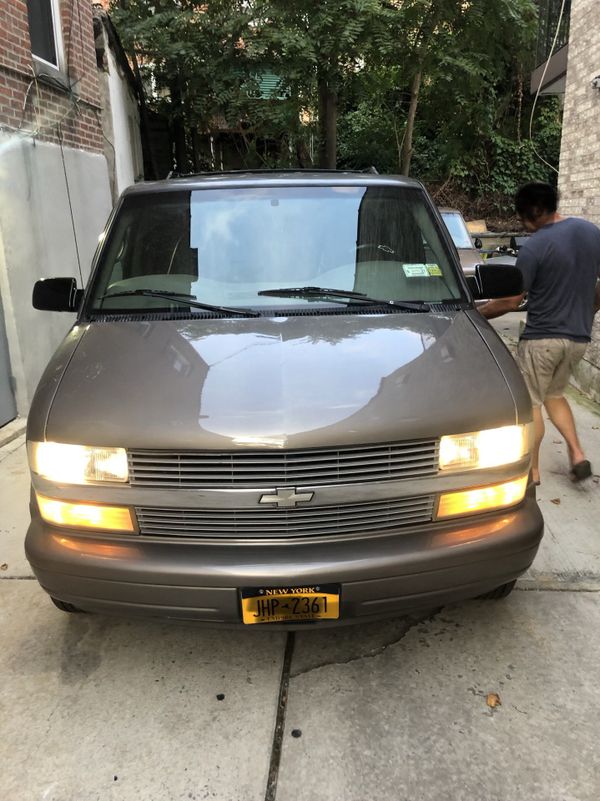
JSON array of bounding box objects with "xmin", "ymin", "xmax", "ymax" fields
[
  {"xmin": 477, "ymin": 580, "xmax": 517, "ymax": 600},
  {"xmin": 50, "ymin": 597, "xmax": 87, "ymax": 614}
]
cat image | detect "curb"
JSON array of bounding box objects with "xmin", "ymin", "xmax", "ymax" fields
[{"xmin": 0, "ymin": 420, "xmax": 26, "ymax": 450}]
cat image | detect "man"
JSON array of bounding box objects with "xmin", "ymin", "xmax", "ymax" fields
[{"xmin": 479, "ymin": 182, "xmax": 600, "ymax": 485}]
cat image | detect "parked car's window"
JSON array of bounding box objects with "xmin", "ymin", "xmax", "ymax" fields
[
  {"xmin": 90, "ymin": 186, "xmax": 462, "ymax": 312},
  {"xmin": 441, "ymin": 211, "xmax": 473, "ymax": 250}
]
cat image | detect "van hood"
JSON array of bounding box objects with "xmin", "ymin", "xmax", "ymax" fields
[{"xmin": 43, "ymin": 312, "xmax": 516, "ymax": 450}]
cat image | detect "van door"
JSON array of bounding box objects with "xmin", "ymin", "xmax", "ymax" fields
[{"xmin": 0, "ymin": 293, "xmax": 16, "ymax": 427}]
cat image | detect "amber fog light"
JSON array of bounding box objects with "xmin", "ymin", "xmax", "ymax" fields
[
  {"xmin": 36, "ymin": 493, "xmax": 136, "ymax": 532},
  {"xmin": 437, "ymin": 475, "xmax": 528, "ymax": 519}
]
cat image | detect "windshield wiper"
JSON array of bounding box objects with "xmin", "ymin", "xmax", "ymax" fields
[
  {"xmin": 257, "ymin": 286, "xmax": 429, "ymax": 311},
  {"xmin": 99, "ymin": 289, "xmax": 260, "ymax": 318}
]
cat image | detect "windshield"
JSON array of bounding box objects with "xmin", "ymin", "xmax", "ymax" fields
[
  {"xmin": 89, "ymin": 185, "xmax": 463, "ymax": 313},
  {"xmin": 441, "ymin": 211, "xmax": 473, "ymax": 250}
]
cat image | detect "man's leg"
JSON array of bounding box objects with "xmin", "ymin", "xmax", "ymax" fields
[
  {"xmin": 531, "ymin": 404, "xmax": 545, "ymax": 484},
  {"xmin": 543, "ymin": 395, "xmax": 586, "ymax": 467}
]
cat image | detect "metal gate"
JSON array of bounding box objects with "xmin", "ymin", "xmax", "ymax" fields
[{"xmin": 0, "ymin": 293, "xmax": 16, "ymax": 427}]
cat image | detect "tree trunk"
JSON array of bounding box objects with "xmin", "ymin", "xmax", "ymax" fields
[
  {"xmin": 130, "ymin": 45, "xmax": 159, "ymax": 179},
  {"xmin": 170, "ymin": 80, "xmax": 189, "ymax": 174},
  {"xmin": 191, "ymin": 128, "xmax": 200, "ymax": 172},
  {"xmin": 516, "ymin": 65, "xmax": 523, "ymax": 144},
  {"xmin": 325, "ymin": 86, "xmax": 337, "ymax": 169},
  {"xmin": 401, "ymin": 69, "xmax": 422, "ymax": 176},
  {"xmin": 172, "ymin": 119, "xmax": 189, "ymax": 174},
  {"xmin": 318, "ymin": 77, "xmax": 337, "ymax": 169}
]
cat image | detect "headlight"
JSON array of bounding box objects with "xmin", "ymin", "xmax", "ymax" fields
[
  {"xmin": 439, "ymin": 425, "xmax": 531, "ymax": 471},
  {"xmin": 28, "ymin": 442, "xmax": 128, "ymax": 484}
]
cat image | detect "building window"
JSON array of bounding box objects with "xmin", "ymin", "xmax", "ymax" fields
[{"xmin": 27, "ymin": 0, "xmax": 64, "ymax": 70}]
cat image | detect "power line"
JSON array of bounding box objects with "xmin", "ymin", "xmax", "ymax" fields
[
  {"xmin": 57, "ymin": 123, "xmax": 85, "ymax": 286},
  {"xmin": 528, "ymin": 0, "xmax": 568, "ymax": 175}
]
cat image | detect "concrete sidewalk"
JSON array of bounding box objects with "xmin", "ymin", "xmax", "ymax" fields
[
  {"xmin": 1, "ymin": 337, "xmax": 599, "ymax": 800},
  {"xmin": 493, "ymin": 313, "xmax": 600, "ymax": 591}
]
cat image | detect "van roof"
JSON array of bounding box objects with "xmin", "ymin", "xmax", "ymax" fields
[{"xmin": 122, "ymin": 170, "xmax": 424, "ymax": 196}]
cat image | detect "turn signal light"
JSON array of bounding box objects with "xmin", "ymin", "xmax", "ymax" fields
[
  {"xmin": 36, "ymin": 493, "xmax": 136, "ymax": 532},
  {"xmin": 437, "ymin": 475, "xmax": 528, "ymax": 519}
]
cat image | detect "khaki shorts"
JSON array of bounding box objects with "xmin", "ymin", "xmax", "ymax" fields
[{"xmin": 516, "ymin": 338, "xmax": 587, "ymax": 406}]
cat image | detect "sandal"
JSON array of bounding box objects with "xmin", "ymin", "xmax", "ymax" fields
[{"xmin": 570, "ymin": 460, "xmax": 592, "ymax": 482}]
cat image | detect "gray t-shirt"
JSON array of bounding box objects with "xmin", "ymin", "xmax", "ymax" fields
[{"xmin": 518, "ymin": 217, "xmax": 600, "ymax": 342}]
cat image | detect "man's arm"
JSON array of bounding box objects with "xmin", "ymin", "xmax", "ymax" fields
[{"xmin": 478, "ymin": 294, "xmax": 526, "ymax": 320}]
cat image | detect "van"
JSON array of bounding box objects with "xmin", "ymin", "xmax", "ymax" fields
[{"xmin": 25, "ymin": 171, "xmax": 543, "ymax": 626}]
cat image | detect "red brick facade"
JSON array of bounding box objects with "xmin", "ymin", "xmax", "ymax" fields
[{"xmin": 0, "ymin": 0, "xmax": 104, "ymax": 152}]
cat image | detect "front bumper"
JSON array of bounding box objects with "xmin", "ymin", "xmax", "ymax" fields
[{"xmin": 25, "ymin": 489, "xmax": 543, "ymax": 626}]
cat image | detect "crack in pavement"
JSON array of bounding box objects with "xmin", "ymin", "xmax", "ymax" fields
[
  {"xmin": 287, "ymin": 580, "xmax": 600, "ymax": 681},
  {"xmin": 289, "ymin": 608, "xmax": 443, "ymax": 679},
  {"xmin": 264, "ymin": 632, "xmax": 295, "ymax": 801}
]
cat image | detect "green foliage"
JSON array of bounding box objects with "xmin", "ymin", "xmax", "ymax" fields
[{"xmin": 111, "ymin": 0, "xmax": 563, "ymax": 214}]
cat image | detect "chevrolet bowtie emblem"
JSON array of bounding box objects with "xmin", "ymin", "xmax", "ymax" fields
[{"xmin": 259, "ymin": 488, "xmax": 314, "ymax": 508}]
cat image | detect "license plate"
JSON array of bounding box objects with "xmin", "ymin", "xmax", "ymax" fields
[{"xmin": 241, "ymin": 584, "xmax": 340, "ymax": 624}]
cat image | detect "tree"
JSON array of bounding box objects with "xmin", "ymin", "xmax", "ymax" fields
[
  {"xmin": 111, "ymin": 0, "xmax": 252, "ymax": 171},
  {"xmin": 248, "ymin": 1, "xmax": 385, "ymax": 168},
  {"xmin": 112, "ymin": 0, "xmax": 561, "ymax": 216},
  {"xmin": 375, "ymin": 0, "xmax": 538, "ymax": 175}
]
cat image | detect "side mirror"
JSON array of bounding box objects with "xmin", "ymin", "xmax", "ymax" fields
[
  {"xmin": 32, "ymin": 278, "xmax": 83, "ymax": 312},
  {"xmin": 473, "ymin": 237, "xmax": 483, "ymax": 250},
  {"xmin": 466, "ymin": 263, "xmax": 523, "ymax": 300},
  {"xmin": 510, "ymin": 235, "xmax": 528, "ymax": 251}
]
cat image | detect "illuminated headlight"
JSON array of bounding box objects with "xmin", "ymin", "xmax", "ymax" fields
[
  {"xmin": 28, "ymin": 442, "xmax": 128, "ymax": 484},
  {"xmin": 439, "ymin": 425, "xmax": 531, "ymax": 472}
]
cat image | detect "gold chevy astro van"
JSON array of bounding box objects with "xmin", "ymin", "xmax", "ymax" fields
[{"xmin": 26, "ymin": 171, "xmax": 542, "ymax": 626}]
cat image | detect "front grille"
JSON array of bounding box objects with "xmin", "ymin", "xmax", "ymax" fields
[
  {"xmin": 128, "ymin": 440, "xmax": 439, "ymax": 489},
  {"xmin": 135, "ymin": 495, "xmax": 435, "ymax": 539}
]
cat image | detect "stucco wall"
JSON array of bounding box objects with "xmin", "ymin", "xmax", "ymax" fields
[
  {"xmin": 98, "ymin": 40, "xmax": 143, "ymax": 201},
  {"xmin": 557, "ymin": 0, "xmax": 600, "ymax": 402},
  {"xmin": 0, "ymin": 134, "xmax": 112, "ymax": 414},
  {"xmin": 106, "ymin": 44, "xmax": 143, "ymax": 196}
]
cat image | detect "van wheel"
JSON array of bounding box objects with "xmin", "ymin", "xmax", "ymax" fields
[
  {"xmin": 51, "ymin": 597, "xmax": 87, "ymax": 614},
  {"xmin": 477, "ymin": 580, "xmax": 517, "ymax": 600}
]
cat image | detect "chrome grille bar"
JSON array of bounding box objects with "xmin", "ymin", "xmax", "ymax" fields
[
  {"xmin": 136, "ymin": 495, "xmax": 435, "ymax": 539},
  {"xmin": 128, "ymin": 440, "xmax": 439, "ymax": 488}
]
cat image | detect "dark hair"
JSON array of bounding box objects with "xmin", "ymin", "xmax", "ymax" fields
[{"xmin": 515, "ymin": 182, "xmax": 558, "ymax": 220}]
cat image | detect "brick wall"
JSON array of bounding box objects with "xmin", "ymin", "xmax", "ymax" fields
[
  {"xmin": 557, "ymin": 0, "xmax": 600, "ymax": 402},
  {"xmin": 0, "ymin": 0, "xmax": 104, "ymax": 152},
  {"xmin": 557, "ymin": 0, "xmax": 600, "ymax": 225}
]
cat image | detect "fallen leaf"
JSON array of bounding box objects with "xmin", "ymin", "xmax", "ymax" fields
[
  {"xmin": 550, "ymin": 498, "xmax": 561, "ymax": 505},
  {"xmin": 0, "ymin": 563, "xmax": 7, "ymax": 571},
  {"xmin": 486, "ymin": 692, "xmax": 502, "ymax": 708}
]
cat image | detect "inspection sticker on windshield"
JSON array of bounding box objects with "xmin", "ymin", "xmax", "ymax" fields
[
  {"xmin": 402, "ymin": 263, "xmax": 430, "ymax": 278},
  {"xmin": 426, "ymin": 263, "xmax": 442, "ymax": 276}
]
